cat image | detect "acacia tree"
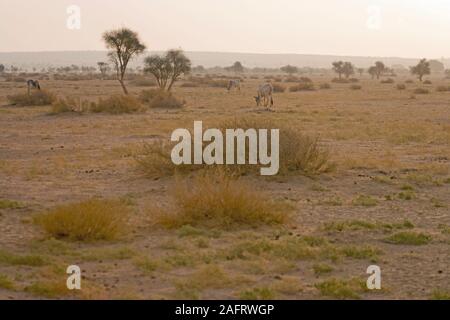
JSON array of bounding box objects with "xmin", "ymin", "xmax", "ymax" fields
[
  {"xmin": 225, "ymin": 61, "xmax": 244, "ymax": 73},
  {"xmin": 445, "ymin": 69, "xmax": 450, "ymax": 78},
  {"xmin": 410, "ymin": 59, "xmax": 431, "ymax": 82},
  {"xmin": 374, "ymin": 61, "xmax": 386, "ymax": 79},
  {"xmin": 343, "ymin": 62, "xmax": 354, "ymax": 79},
  {"xmin": 368, "ymin": 66, "xmax": 377, "ymax": 79},
  {"xmin": 332, "ymin": 61, "xmax": 345, "ymax": 79},
  {"xmin": 280, "ymin": 65, "xmax": 298, "ymax": 75},
  {"xmin": 357, "ymin": 68, "xmax": 364, "ymax": 77},
  {"xmin": 102, "ymin": 27, "xmax": 146, "ymax": 94},
  {"xmin": 97, "ymin": 62, "xmax": 110, "ymax": 79},
  {"xmin": 144, "ymin": 49, "xmax": 191, "ymax": 91}
]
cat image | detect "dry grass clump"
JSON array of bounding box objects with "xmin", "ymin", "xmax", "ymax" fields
[
  {"xmin": 139, "ymin": 89, "xmax": 185, "ymax": 109},
  {"xmin": 331, "ymin": 78, "xmax": 349, "ymax": 83},
  {"xmin": 436, "ymin": 85, "xmax": 450, "ymax": 92},
  {"xmin": 414, "ymin": 88, "xmax": 429, "ymax": 95},
  {"xmin": 381, "ymin": 78, "xmax": 395, "ymax": 84},
  {"xmin": 208, "ymin": 79, "xmax": 229, "ymax": 88},
  {"xmin": 350, "ymin": 85, "xmax": 362, "ymax": 90},
  {"xmin": 289, "ymin": 82, "xmax": 315, "ymax": 92},
  {"xmin": 218, "ymin": 118, "xmax": 333, "ymax": 175},
  {"xmin": 129, "ymin": 77, "xmax": 157, "ymax": 87},
  {"xmin": 89, "ymin": 95, "xmax": 142, "ymax": 114},
  {"xmin": 33, "ymin": 199, "xmax": 130, "ymax": 241},
  {"xmin": 405, "ymin": 79, "xmax": 414, "ymax": 84},
  {"xmin": 7, "ymin": 90, "xmax": 56, "ymax": 106},
  {"xmin": 284, "ymin": 76, "xmax": 299, "ymax": 82},
  {"xmin": 396, "ymin": 84, "xmax": 406, "ymax": 90},
  {"xmin": 320, "ymin": 83, "xmax": 331, "ymax": 89},
  {"xmin": 50, "ymin": 97, "xmax": 92, "ymax": 114},
  {"xmin": 180, "ymin": 82, "xmax": 199, "ymax": 88},
  {"xmin": 136, "ymin": 118, "xmax": 333, "ymax": 178},
  {"xmin": 150, "ymin": 169, "xmax": 289, "ymax": 229},
  {"xmin": 135, "ymin": 140, "xmax": 197, "ymax": 178},
  {"xmin": 423, "ymin": 80, "xmax": 432, "ymax": 85},
  {"xmin": 272, "ymin": 83, "xmax": 286, "ymax": 93}
]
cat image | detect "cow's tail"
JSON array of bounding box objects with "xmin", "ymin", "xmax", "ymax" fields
[{"xmin": 270, "ymin": 96, "xmax": 274, "ymax": 107}]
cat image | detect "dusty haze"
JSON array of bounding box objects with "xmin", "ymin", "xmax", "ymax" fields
[{"xmin": 1, "ymin": 0, "xmax": 450, "ymax": 59}]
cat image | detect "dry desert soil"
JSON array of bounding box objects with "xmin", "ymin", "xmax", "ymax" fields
[{"xmin": 0, "ymin": 74, "xmax": 449, "ymax": 299}]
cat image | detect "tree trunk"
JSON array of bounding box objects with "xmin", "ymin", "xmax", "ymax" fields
[
  {"xmin": 419, "ymin": 75, "xmax": 423, "ymax": 82},
  {"xmin": 119, "ymin": 79, "xmax": 128, "ymax": 95}
]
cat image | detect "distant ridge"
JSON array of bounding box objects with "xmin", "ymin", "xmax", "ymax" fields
[{"xmin": 0, "ymin": 51, "xmax": 448, "ymax": 70}]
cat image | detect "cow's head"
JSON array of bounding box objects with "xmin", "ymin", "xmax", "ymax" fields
[{"xmin": 254, "ymin": 96, "xmax": 261, "ymax": 106}]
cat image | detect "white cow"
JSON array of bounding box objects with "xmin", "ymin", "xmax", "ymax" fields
[
  {"xmin": 227, "ymin": 79, "xmax": 241, "ymax": 92},
  {"xmin": 26, "ymin": 79, "xmax": 41, "ymax": 96},
  {"xmin": 254, "ymin": 83, "xmax": 273, "ymax": 108}
]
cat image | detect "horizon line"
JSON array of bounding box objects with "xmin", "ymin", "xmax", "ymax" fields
[{"xmin": 0, "ymin": 50, "xmax": 445, "ymax": 61}]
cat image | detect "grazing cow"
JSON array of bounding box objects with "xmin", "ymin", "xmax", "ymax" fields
[
  {"xmin": 227, "ymin": 79, "xmax": 241, "ymax": 92},
  {"xmin": 254, "ymin": 83, "xmax": 274, "ymax": 108},
  {"xmin": 27, "ymin": 80, "xmax": 41, "ymax": 96}
]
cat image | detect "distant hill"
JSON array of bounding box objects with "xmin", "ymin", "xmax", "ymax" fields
[{"xmin": 0, "ymin": 51, "xmax": 448, "ymax": 70}]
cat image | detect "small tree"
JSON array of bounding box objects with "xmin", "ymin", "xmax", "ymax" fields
[
  {"xmin": 280, "ymin": 65, "xmax": 298, "ymax": 75},
  {"xmin": 343, "ymin": 62, "xmax": 354, "ymax": 79},
  {"xmin": 225, "ymin": 61, "xmax": 244, "ymax": 73},
  {"xmin": 410, "ymin": 58, "xmax": 431, "ymax": 82},
  {"xmin": 368, "ymin": 66, "xmax": 377, "ymax": 79},
  {"xmin": 97, "ymin": 62, "xmax": 110, "ymax": 79},
  {"xmin": 102, "ymin": 27, "xmax": 146, "ymax": 94},
  {"xmin": 144, "ymin": 49, "xmax": 191, "ymax": 91},
  {"xmin": 445, "ymin": 69, "xmax": 450, "ymax": 79},
  {"xmin": 357, "ymin": 68, "xmax": 364, "ymax": 77},
  {"xmin": 0, "ymin": 64, "xmax": 4, "ymax": 73},
  {"xmin": 375, "ymin": 61, "xmax": 386, "ymax": 79},
  {"xmin": 428, "ymin": 59, "xmax": 444, "ymax": 73},
  {"xmin": 192, "ymin": 65, "xmax": 206, "ymax": 73},
  {"xmin": 332, "ymin": 61, "xmax": 345, "ymax": 79}
]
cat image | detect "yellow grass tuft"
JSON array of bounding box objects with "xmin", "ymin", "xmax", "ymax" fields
[
  {"xmin": 7, "ymin": 90, "xmax": 56, "ymax": 106},
  {"xmin": 139, "ymin": 89, "xmax": 185, "ymax": 109},
  {"xmin": 150, "ymin": 169, "xmax": 289, "ymax": 229},
  {"xmin": 89, "ymin": 95, "xmax": 142, "ymax": 114},
  {"xmin": 33, "ymin": 199, "xmax": 130, "ymax": 241},
  {"xmin": 136, "ymin": 118, "xmax": 333, "ymax": 178}
]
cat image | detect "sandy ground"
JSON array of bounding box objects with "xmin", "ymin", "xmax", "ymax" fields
[{"xmin": 0, "ymin": 74, "xmax": 449, "ymax": 299}]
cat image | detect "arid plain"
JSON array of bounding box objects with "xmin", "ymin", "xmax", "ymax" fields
[{"xmin": 0, "ymin": 73, "xmax": 449, "ymax": 299}]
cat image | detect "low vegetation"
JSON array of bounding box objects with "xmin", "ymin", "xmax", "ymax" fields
[
  {"xmin": 89, "ymin": 95, "xmax": 143, "ymax": 114},
  {"xmin": 413, "ymin": 88, "xmax": 429, "ymax": 95},
  {"xmin": 136, "ymin": 118, "xmax": 333, "ymax": 178},
  {"xmin": 289, "ymin": 82, "xmax": 315, "ymax": 92},
  {"xmin": 7, "ymin": 90, "xmax": 56, "ymax": 106},
  {"xmin": 315, "ymin": 278, "xmax": 365, "ymax": 299},
  {"xmin": 149, "ymin": 169, "xmax": 289, "ymax": 229},
  {"xmin": 50, "ymin": 97, "xmax": 91, "ymax": 114},
  {"xmin": 139, "ymin": 89, "xmax": 185, "ymax": 109},
  {"xmin": 384, "ymin": 232, "xmax": 432, "ymax": 245},
  {"xmin": 0, "ymin": 199, "xmax": 23, "ymax": 209},
  {"xmin": 33, "ymin": 199, "xmax": 130, "ymax": 241}
]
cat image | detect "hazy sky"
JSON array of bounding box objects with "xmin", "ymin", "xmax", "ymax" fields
[{"xmin": 1, "ymin": 0, "xmax": 450, "ymax": 58}]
